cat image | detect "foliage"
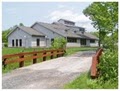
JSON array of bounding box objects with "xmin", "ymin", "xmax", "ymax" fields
[
  {"xmin": 90, "ymin": 31, "xmax": 99, "ymax": 38},
  {"xmin": 2, "ymin": 29, "xmax": 11, "ymax": 43},
  {"xmin": 83, "ymin": 2, "xmax": 118, "ymax": 48},
  {"xmin": 4, "ymin": 43, "xmax": 8, "ymax": 47},
  {"xmin": 19, "ymin": 23, "xmax": 24, "ymax": 26},
  {"xmin": 64, "ymin": 73, "xmax": 118, "ymax": 89},
  {"xmin": 98, "ymin": 49, "xmax": 118, "ymax": 82},
  {"xmin": 51, "ymin": 37, "xmax": 67, "ymax": 49}
]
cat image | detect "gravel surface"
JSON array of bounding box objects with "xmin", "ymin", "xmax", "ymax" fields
[{"xmin": 2, "ymin": 51, "xmax": 96, "ymax": 89}]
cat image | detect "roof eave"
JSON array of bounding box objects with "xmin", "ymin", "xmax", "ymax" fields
[{"xmin": 32, "ymin": 35, "xmax": 45, "ymax": 37}]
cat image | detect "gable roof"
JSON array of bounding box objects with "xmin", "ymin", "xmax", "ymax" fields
[
  {"xmin": 76, "ymin": 32, "xmax": 99, "ymax": 40},
  {"xmin": 8, "ymin": 26, "xmax": 45, "ymax": 37},
  {"xmin": 19, "ymin": 26, "xmax": 45, "ymax": 36}
]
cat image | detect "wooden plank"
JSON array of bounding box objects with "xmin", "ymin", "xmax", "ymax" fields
[
  {"xmin": 2, "ymin": 49, "xmax": 65, "ymax": 59},
  {"xmin": 91, "ymin": 55, "xmax": 98, "ymax": 79},
  {"xmin": 2, "ymin": 49, "xmax": 66, "ymax": 67}
]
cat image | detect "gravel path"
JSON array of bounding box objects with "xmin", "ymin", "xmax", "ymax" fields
[{"xmin": 2, "ymin": 51, "xmax": 96, "ymax": 89}]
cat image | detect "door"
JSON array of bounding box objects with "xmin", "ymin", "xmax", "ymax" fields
[
  {"xmin": 36, "ymin": 39, "xmax": 40, "ymax": 46},
  {"xmin": 80, "ymin": 39, "xmax": 86, "ymax": 45}
]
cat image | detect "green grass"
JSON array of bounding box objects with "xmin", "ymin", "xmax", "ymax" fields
[
  {"xmin": 2, "ymin": 47, "xmax": 97, "ymax": 73},
  {"xmin": 64, "ymin": 72, "xmax": 118, "ymax": 89},
  {"xmin": 2, "ymin": 47, "xmax": 49, "ymax": 55},
  {"xmin": 65, "ymin": 47, "xmax": 97, "ymax": 56}
]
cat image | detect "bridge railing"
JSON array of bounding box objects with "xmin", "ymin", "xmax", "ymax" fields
[
  {"xmin": 91, "ymin": 48, "xmax": 103, "ymax": 79},
  {"xmin": 2, "ymin": 49, "xmax": 65, "ymax": 68}
]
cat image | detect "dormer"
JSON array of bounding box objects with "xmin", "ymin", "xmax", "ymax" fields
[{"xmin": 58, "ymin": 19, "xmax": 75, "ymax": 26}]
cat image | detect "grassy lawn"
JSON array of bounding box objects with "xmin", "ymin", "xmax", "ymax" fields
[
  {"xmin": 64, "ymin": 72, "xmax": 118, "ymax": 89},
  {"xmin": 65, "ymin": 47, "xmax": 97, "ymax": 56},
  {"xmin": 2, "ymin": 47, "xmax": 97, "ymax": 73},
  {"xmin": 2, "ymin": 47, "xmax": 50, "ymax": 55}
]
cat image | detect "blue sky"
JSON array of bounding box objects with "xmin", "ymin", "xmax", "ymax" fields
[{"xmin": 2, "ymin": 2, "xmax": 96, "ymax": 31}]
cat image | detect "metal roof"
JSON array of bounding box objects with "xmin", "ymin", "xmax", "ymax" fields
[
  {"xmin": 37, "ymin": 22, "xmax": 98, "ymax": 39},
  {"xmin": 7, "ymin": 26, "xmax": 45, "ymax": 37},
  {"xmin": 19, "ymin": 26, "xmax": 45, "ymax": 36}
]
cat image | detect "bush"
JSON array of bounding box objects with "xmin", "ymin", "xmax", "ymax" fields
[
  {"xmin": 64, "ymin": 73, "xmax": 118, "ymax": 89},
  {"xmin": 51, "ymin": 37, "xmax": 67, "ymax": 49},
  {"xmin": 98, "ymin": 49, "xmax": 118, "ymax": 82},
  {"xmin": 4, "ymin": 43, "xmax": 8, "ymax": 47}
]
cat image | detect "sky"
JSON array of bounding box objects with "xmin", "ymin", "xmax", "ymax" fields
[{"xmin": 2, "ymin": 2, "xmax": 96, "ymax": 32}]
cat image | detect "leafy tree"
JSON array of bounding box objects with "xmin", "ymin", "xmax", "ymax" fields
[
  {"xmin": 2, "ymin": 29, "xmax": 11, "ymax": 43},
  {"xmin": 83, "ymin": 2, "xmax": 118, "ymax": 49},
  {"xmin": 83, "ymin": 2, "xmax": 118, "ymax": 87}
]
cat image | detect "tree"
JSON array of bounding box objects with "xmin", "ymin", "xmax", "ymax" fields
[
  {"xmin": 2, "ymin": 29, "xmax": 11, "ymax": 43},
  {"xmin": 19, "ymin": 23, "xmax": 24, "ymax": 26},
  {"xmin": 83, "ymin": 2, "xmax": 118, "ymax": 48}
]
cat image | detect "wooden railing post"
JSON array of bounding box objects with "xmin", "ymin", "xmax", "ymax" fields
[
  {"xmin": 19, "ymin": 55, "xmax": 24, "ymax": 67},
  {"xmin": 57, "ymin": 50, "xmax": 59, "ymax": 57},
  {"xmin": 51, "ymin": 51, "xmax": 53, "ymax": 59},
  {"xmin": 63, "ymin": 49, "xmax": 65, "ymax": 56},
  {"xmin": 2, "ymin": 58, "xmax": 7, "ymax": 68},
  {"xmin": 33, "ymin": 53, "xmax": 37, "ymax": 64},
  {"xmin": 43, "ymin": 52, "xmax": 46, "ymax": 61}
]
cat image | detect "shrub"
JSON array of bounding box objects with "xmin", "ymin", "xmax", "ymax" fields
[
  {"xmin": 4, "ymin": 43, "xmax": 8, "ymax": 47},
  {"xmin": 98, "ymin": 49, "xmax": 118, "ymax": 82},
  {"xmin": 51, "ymin": 37, "xmax": 67, "ymax": 49}
]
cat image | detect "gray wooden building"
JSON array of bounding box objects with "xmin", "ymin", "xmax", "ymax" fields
[{"xmin": 8, "ymin": 19, "xmax": 99, "ymax": 48}]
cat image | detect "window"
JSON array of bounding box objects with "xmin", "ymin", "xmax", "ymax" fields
[
  {"xmin": 51, "ymin": 38, "xmax": 54, "ymax": 45},
  {"xmin": 12, "ymin": 40, "xmax": 14, "ymax": 47},
  {"xmin": 16, "ymin": 39, "xmax": 18, "ymax": 47},
  {"xmin": 19, "ymin": 39, "xmax": 22, "ymax": 47},
  {"xmin": 90, "ymin": 39, "xmax": 95, "ymax": 43},
  {"xmin": 67, "ymin": 38, "xmax": 77, "ymax": 43},
  {"xmin": 64, "ymin": 21, "xmax": 75, "ymax": 25},
  {"xmin": 81, "ymin": 39, "xmax": 86, "ymax": 45},
  {"xmin": 74, "ymin": 31, "xmax": 76, "ymax": 33}
]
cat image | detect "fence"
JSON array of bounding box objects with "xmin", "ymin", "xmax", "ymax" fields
[
  {"xmin": 2, "ymin": 49, "xmax": 65, "ymax": 68},
  {"xmin": 91, "ymin": 48, "xmax": 103, "ymax": 79}
]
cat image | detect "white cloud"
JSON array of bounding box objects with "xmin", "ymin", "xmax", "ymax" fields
[{"xmin": 48, "ymin": 8, "xmax": 96, "ymax": 32}]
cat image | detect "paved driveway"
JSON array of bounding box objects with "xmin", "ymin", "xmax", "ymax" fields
[{"xmin": 2, "ymin": 51, "xmax": 95, "ymax": 89}]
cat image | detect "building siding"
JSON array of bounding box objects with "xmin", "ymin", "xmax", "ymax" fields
[
  {"xmin": 8, "ymin": 28, "xmax": 32, "ymax": 47},
  {"xmin": 31, "ymin": 36, "xmax": 46, "ymax": 47},
  {"xmin": 32, "ymin": 23, "xmax": 63, "ymax": 47},
  {"xmin": 90, "ymin": 40, "xmax": 98, "ymax": 47},
  {"xmin": 67, "ymin": 39, "xmax": 80, "ymax": 47}
]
